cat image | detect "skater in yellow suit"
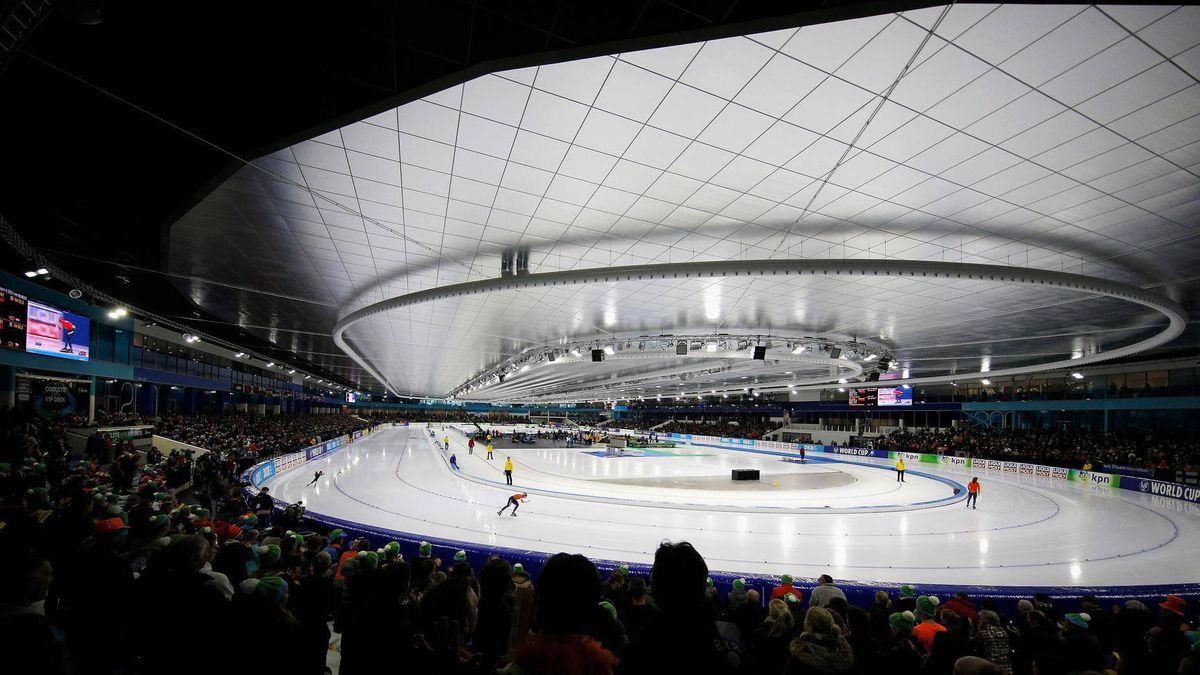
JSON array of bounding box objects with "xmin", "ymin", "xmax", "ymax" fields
[{"xmin": 504, "ymin": 456, "xmax": 514, "ymax": 485}]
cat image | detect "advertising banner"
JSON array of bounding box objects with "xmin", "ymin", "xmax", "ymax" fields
[
  {"xmin": 275, "ymin": 451, "xmax": 306, "ymax": 474},
  {"xmin": 1126, "ymin": 477, "xmax": 1200, "ymax": 503},
  {"xmin": 1104, "ymin": 464, "xmax": 1154, "ymax": 479},
  {"xmin": 938, "ymin": 455, "xmax": 972, "ymax": 469},
  {"xmin": 828, "ymin": 446, "xmax": 887, "ymax": 458},
  {"xmin": 1068, "ymin": 469, "xmax": 1120, "ymax": 489},
  {"xmin": 251, "ymin": 460, "xmax": 276, "ymax": 486},
  {"xmin": 17, "ymin": 375, "xmax": 90, "ymax": 418}
]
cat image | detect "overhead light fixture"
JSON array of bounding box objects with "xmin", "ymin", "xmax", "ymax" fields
[
  {"xmin": 23, "ymin": 270, "xmax": 37, "ymax": 278},
  {"xmin": 287, "ymin": 369, "xmax": 296, "ymax": 374},
  {"xmin": 304, "ymin": 375, "xmax": 311, "ymax": 379},
  {"xmin": 266, "ymin": 362, "xmax": 275, "ymax": 367},
  {"xmin": 234, "ymin": 352, "xmax": 245, "ymax": 358},
  {"xmin": 981, "ymin": 378, "xmax": 991, "ymax": 385},
  {"xmin": 1071, "ymin": 372, "xmax": 1084, "ymax": 380},
  {"xmin": 603, "ymin": 345, "xmax": 615, "ymax": 355},
  {"xmin": 36, "ymin": 268, "xmax": 48, "ymax": 275},
  {"xmin": 837, "ymin": 378, "xmax": 847, "ymax": 384},
  {"xmin": 837, "ymin": 388, "xmax": 846, "ymax": 392},
  {"xmin": 902, "ymin": 384, "xmax": 911, "ymax": 389}
]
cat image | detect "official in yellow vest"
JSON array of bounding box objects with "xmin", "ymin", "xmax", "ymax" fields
[{"xmin": 896, "ymin": 458, "xmax": 906, "ymax": 483}]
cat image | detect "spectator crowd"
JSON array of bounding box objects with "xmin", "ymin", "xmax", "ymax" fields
[
  {"xmin": 0, "ymin": 407, "xmax": 1197, "ymax": 675},
  {"xmin": 871, "ymin": 427, "xmax": 1200, "ymax": 473}
]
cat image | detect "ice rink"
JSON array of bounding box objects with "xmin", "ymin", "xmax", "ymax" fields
[{"xmin": 263, "ymin": 425, "xmax": 1200, "ymax": 588}]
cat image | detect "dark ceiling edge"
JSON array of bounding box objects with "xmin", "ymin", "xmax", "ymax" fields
[{"xmin": 156, "ymin": 0, "xmax": 950, "ymax": 255}]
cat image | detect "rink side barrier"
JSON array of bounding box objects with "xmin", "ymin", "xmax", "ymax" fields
[
  {"xmin": 649, "ymin": 431, "xmax": 1200, "ymax": 505},
  {"xmin": 241, "ymin": 423, "xmax": 1200, "ymax": 615}
]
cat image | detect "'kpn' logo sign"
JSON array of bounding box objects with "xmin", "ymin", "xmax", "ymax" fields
[{"xmin": 1070, "ymin": 469, "xmax": 1118, "ymax": 488}]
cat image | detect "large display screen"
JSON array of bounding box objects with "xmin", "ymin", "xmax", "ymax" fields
[
  {"xmin": 849, "ymin": 389, "xmax": 877, "ymax": 406},
  {"xmin": 0, "ymin": 286, "xmax": 27, "ymax": 352},
  {"xmin": 345, "ymin": 392, "xmax": 356, "ymax": 403},
  {"xmin": 26, "ymin": 299, "xmax": 90, "ymax": 362},
  {"xmin": 878, "ymin": 386, "xmax": 912, "ymax": 406}
]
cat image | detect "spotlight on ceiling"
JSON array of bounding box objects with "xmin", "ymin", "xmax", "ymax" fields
[
  {"xmin": 603, "ymin": 345, "xmax": 615, "ymax": 355},
  {"xmin": 266, "ymin": 362, "xmax": 275, "ymax": 367},
  {"xmin": 234, "ymin": 352, "xmax": 245, "ymax": 358},
  {"xmin": 23, "ymin": 270, "xmax": 37, "ymax": 278},
  {"xmin": 1071, "ymin": 372, "xmax": 1084, "ymax": 380},
  {"xmin": 981, "ymin": 378, "xmax": 991, "ymax": 385}
]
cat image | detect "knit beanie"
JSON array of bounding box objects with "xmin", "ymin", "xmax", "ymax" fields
[
  {"xmin": 598, "ymin": 601, "xmax": 617, "ymax": 620},
  {"xmin": 618, "ymin": 564, "xmax": 630, "ymax": 576},
  {"xmin": 257, "ymin": 544, "xmax": 282, "ymax": 567},
  {"xmin": 454, "ymin": 550, "xmax": 467, "ymax": 562},
  {"xmin": 328, "ymin": 528, "xmax": 345, "ymax": 541},
  {"xmin": 148, "ymin": 514, "xmax": 169, "ymax": 528},
  {"xmin": 238, "ymin": 578, "xmax": 260, "ymax": 595},
  {"xmin": 889, "ymin": 611, "xmax": 916, "ymax": 635},
  {"xmin": 357, "ymin": 550, "xmax": 379, "ymax": 570},
  {"xmin": 899, "ymin": 584, "xmax": 915, "ymax": 598},
  {"xmin": 385, "ymin": 541, "xmax": 401, "ymax": 553},
  {"xmin": 780, "ymin": 574, "xmax": 793, "ymax": 585},
  {"xmin": 512, "ymin": 563, "xmax": 528, "ymax": 578},
  {"xmin": 916, "ymin": 595, "xmax": 939, "ymax": 618},
  {"xmin": 1064, "ymin": 612, "xmax": 1090, "ymax": 629},
  {"xmin": 256, "ymin": 576, "xmax": 288, "ymax": 605},
  {"xmin": 733, "ymin": 578, "xmax": 746, "ymax": 591},
  {"xmin": 706, "ymin": 577, "xmax": 714, "ymax": 589},
  {"xmin": 418, "ymin": 541, "xmax": 432, "ymax": 558}
]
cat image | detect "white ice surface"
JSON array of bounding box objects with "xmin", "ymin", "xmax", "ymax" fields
[{"xmin": 265, "ymin": 426, "xmax": 1200, "ymax": 587}]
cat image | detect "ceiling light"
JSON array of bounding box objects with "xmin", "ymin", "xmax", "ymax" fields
[
  {"xmin": 837, "ymin": 378, "xmax": 847, "ymax": 384},
  {"xmin": 837, "ymin": 388, "xmax": 846, "ymax": 392},
  {"xmin": 266, "ymin": 362, "xmax": 274, "ymax": 367},
  {"xmin": 1071, "ymin": 372, "xmax": 1084, "ymax": 380},
  {"xmin": 107, "ymin": 311, "xmax": 120, "ymax": 319},
  {"xmin": 36, "ymin": 268, "xmax": 48, "ymax": 275},
  {"xmin": 23, "ymin": 271, "xmax": 37, "ymax": 278},
  {"xmin": 901, "ymin": 384, "xmax": 911, "ymax": 389},
  {"xmin": 234, "ymin": 352, "xmax": 245, "ymax": 358},
  {"xmin": 287, "ymin": 369, "xmax": 296, "ymax": 374},
  {"xmin": 603, "ymin": 345, "xmax": 615, "ymax": 355},
  {"xmin": 981, "ymin": 378, "xmax": 991, "ymax": 385},
  {"xmin": 788, "ymin": 384, "xmax": 795, "ymax": 389}
]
